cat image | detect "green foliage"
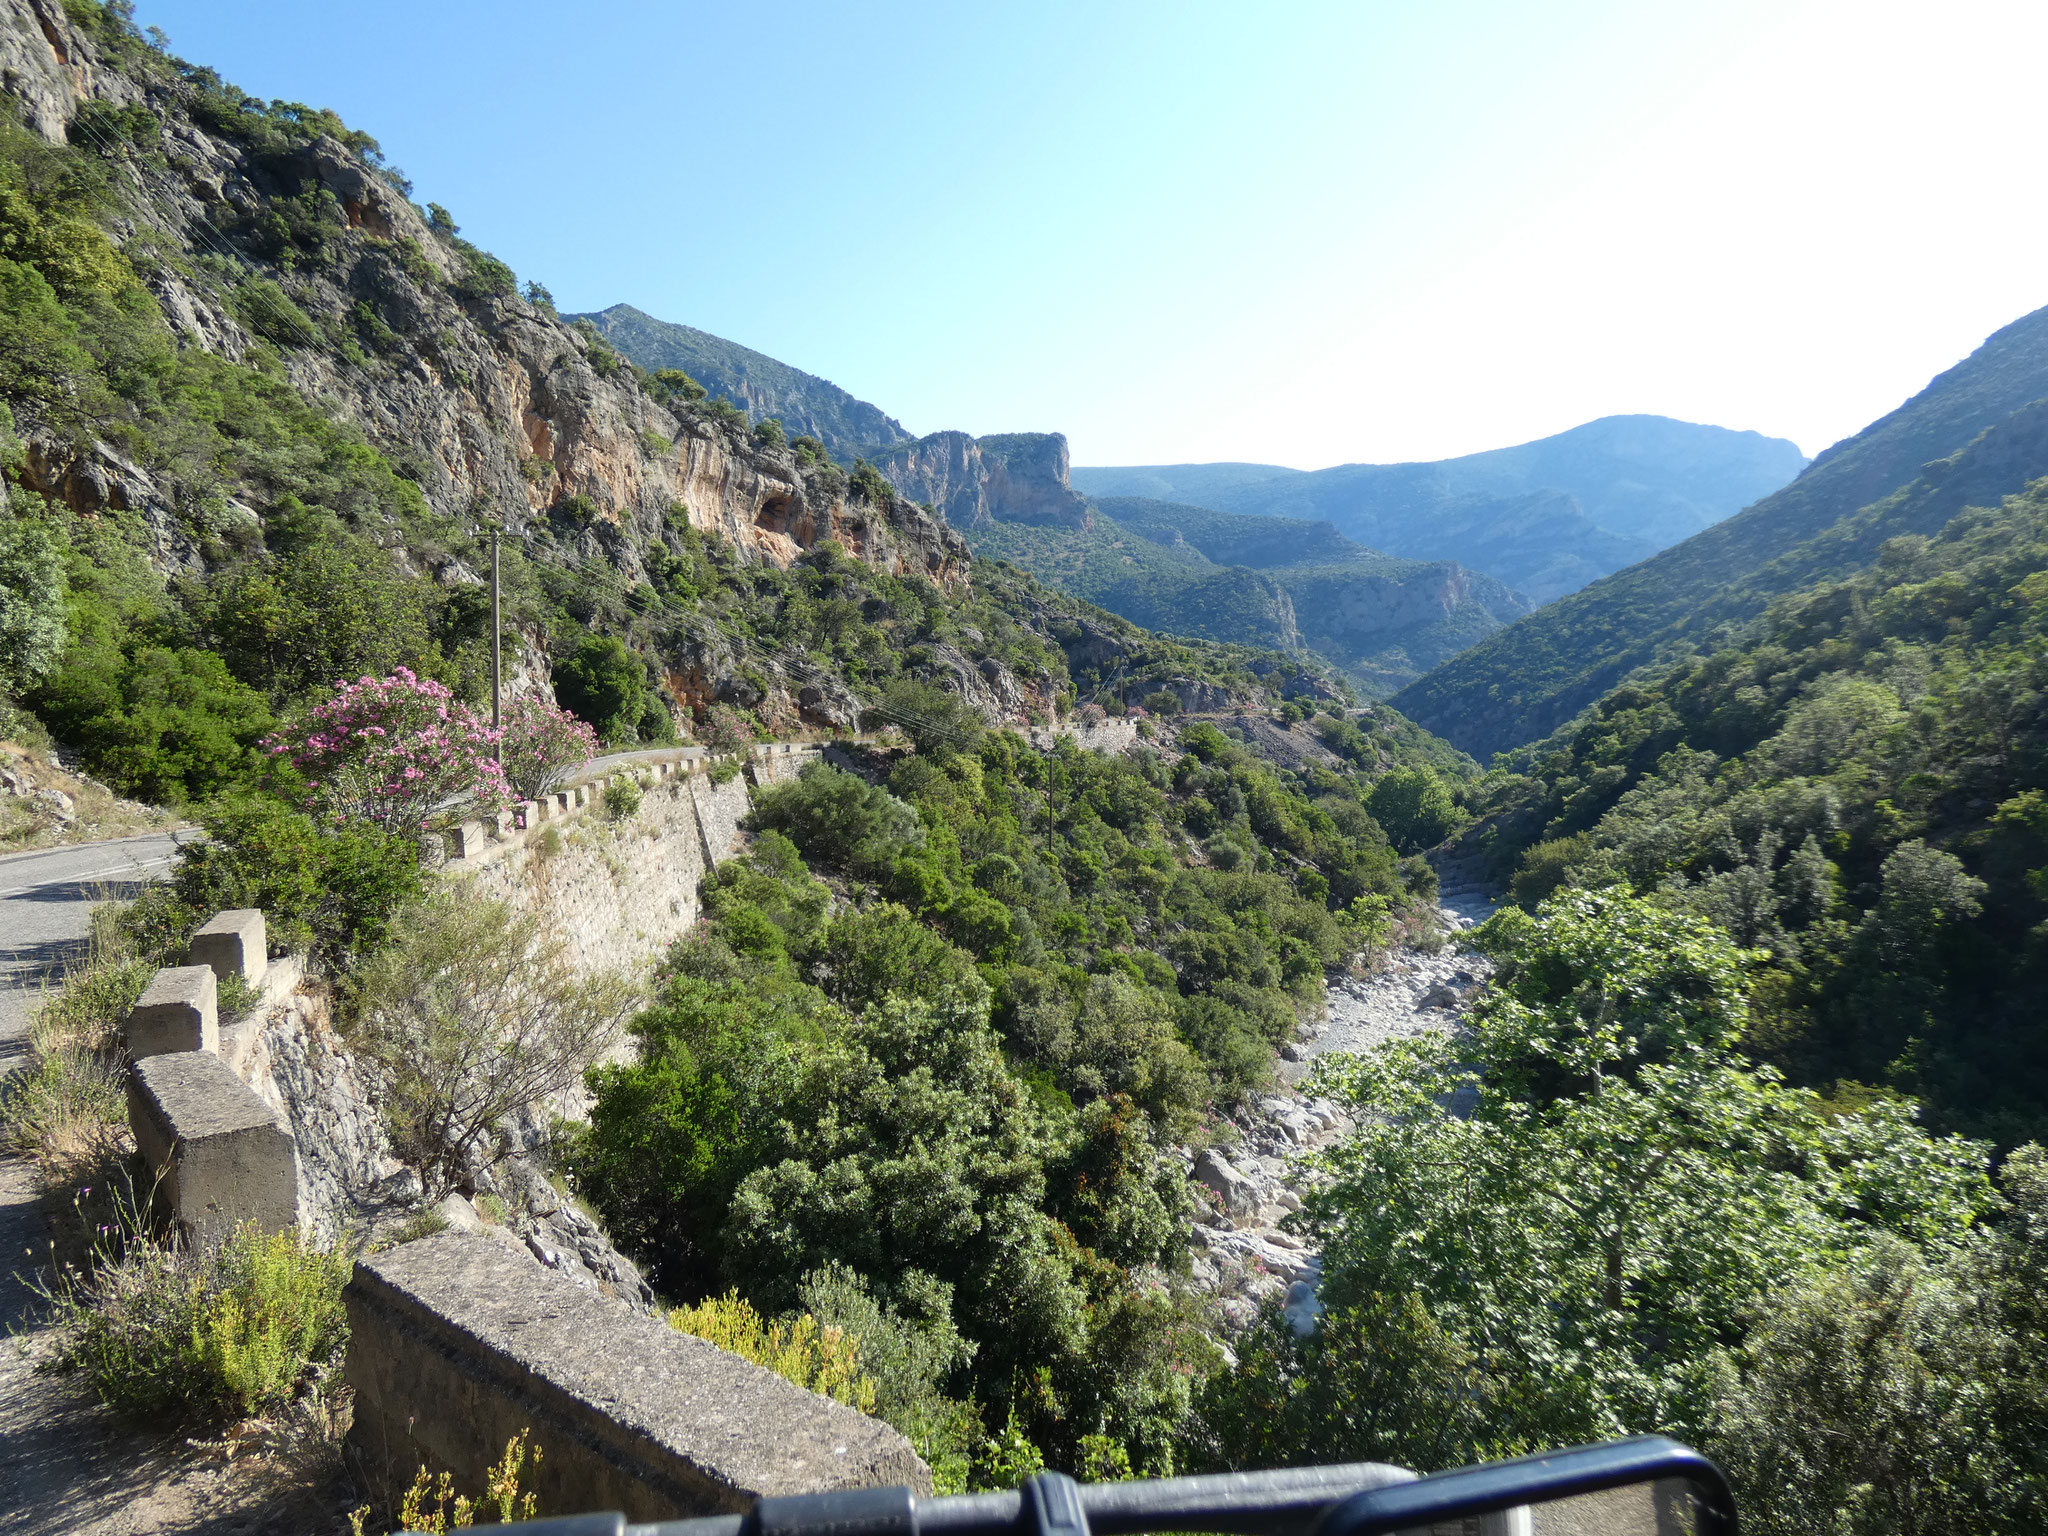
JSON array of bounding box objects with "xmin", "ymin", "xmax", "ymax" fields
[
  {"xmin": 0, "ymin": 493, "xmax": 65, "ymax": 692},
  {"xmin": 1189, "ymin": 890, "xmax": 1996, "ymax": 1476},
  {"xmin": 753, "ymin": 760, "xmax": 925, "ymax": 878},
  {"xmin": 167, "ymin": 796, "xmax": 425, "ymax": 966},
  {"xmin": 797, "ymin": 1263, "xmax": 980, "ymax": 1491},
  {"xmin": 869, "ymin": 676, "xmax": 986, "ymax": 758},
  {"xmin": 346, "ymin": 894, "xmax": 636, "ymax": 1195},
  {"xmin": 668, "ymin": 1289, "xmax": 876, "ymax": 1413},
  {"xmin": 554, "ymin": 633, "xmax": 661, "ymax": 745},
  {"xmin": 602, "ymin": 771, "xmax": 642, "ymax": 822},
  {"xmin": 1473, "ymin": 483, "xmax": 2048, "ymax": 1143},
  {"xmin": 1365, "ymin": 765, "xmax": 1465, "ymax": 853},
  {"xmin": 44, "ymin": 1206, "xmax": 351, "ymax": 1424}
]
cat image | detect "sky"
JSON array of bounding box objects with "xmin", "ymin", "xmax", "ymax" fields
[{"xmin": 135, "ymin": 0, "xmax": 2048, "ymax": 470}]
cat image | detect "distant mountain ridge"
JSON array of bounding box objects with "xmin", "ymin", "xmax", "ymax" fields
[
  {"xmin": 574, "ymin": 303, "xmax": 913, "ymax": 459},
  {"xmin": 1394, "ymin": 303, "xmax": 2048, "ymax": 758},
  {"xmin": 1074, "ymin": 416, "xmax": 1808, "ymax": 602},
  {"xmin": 972, "ymin": 494, "xmax": 1534, "ymax": 694}
]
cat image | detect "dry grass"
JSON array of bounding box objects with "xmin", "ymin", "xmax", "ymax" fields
[
  {"xmin": 0, "ymin": 740, "xmax": 176, "ymax": 853},
  {"xmin": 1, "ymin": 900, "xmax": 150, "ymax": 1192}
]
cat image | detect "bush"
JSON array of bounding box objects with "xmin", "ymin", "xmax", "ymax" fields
[
  {"xmin": 867, "ymin": 678, "xmax": 985, "ymax": 759},
  {"xmin": 496, "ymin": 695, "xmax": 598, "ymax": 801},
  {"xmin": 169, "ymin": 796, "xmax": 425, "ymax": 968},
  {"xmin": 3, "ymin": 902, "xmax": 151, "ymax": 1186},
  {"xmin": 346, "ymin": 894, "xmax": 638, "ymax": 1195},
  {"xmin": 0, "ymin": 497, "xmax": 65, "ymax": 692},
  {"xmin": 265, "ymin": 668, "xmax": 507, "ymax": 834},
  {"xmin": 1367, "ymin": 766, "xmax": 1464, "ymax": 853},
  {"xmin": 669, "ymin": 1290, "xmax": 876, "ymax": 1413},
  {"xmin": 43, "ymin": 1208, "xmax": 351, "ymax": 1424},
  {"xmin": 603, "ymin": 772, "xmax": 642, "ymax": 822},
  {"xmin": 33, "ymin": 641, "xmax": 275, "ymax": 806},
  {"xmin": 752, "ymin": 761, "xmax": 924, "ymax": 877},
  {"xmin": 796, "ymin": 1264, "xmax": 979, "ymax": 1493},
  {"xmin": 553, "ymin": 634, "xmax": 654, "ymax": 745},
  {"xmin": 395, "ymin": 1431, "xmax": 543, "ymax": 1532}
]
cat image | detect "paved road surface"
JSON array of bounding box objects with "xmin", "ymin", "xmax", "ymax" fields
[{"xmin": 0, "ymin": 829, "xmax": 275, "ymax": 1535}]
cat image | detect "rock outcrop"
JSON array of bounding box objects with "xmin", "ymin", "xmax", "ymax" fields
[
  {"xmin": 876, "ymin": 430, "xmax": 1090, "ymax": 531},
  {"xmin": 0, "ymin": 0, "xmax": 968, "ymax": 595}
]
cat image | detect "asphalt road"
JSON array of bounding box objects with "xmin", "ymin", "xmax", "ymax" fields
[{"xmin": 0, "ymin": 831, "xmax": 190, "ymax": 1055}]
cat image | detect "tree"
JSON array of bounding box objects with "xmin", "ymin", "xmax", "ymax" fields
[
  {"xmin": 0, "ymin": 496, "xmax": 64, "ymax": 694},
  {"xmin": 1189, "ymin": 891, "xmax": 1996, "ymax": 1472},
  {"xmin": 1366, "ymin": 766, "xmax": 1463, "ymax": 852},
  {"xmin": 348, "ymin": 894, "xmax": 638, "ymax": 1196},
  {"xmin": 552, "ymin": 634, "xmax": 652, "ymax": 745},
  {"xmin": 264, "ymin": 667, "xmax": 507, "ymax": 834},
  {"xmin": 867, "ymin": 677, "xmax": 985, "ymax": 759}
]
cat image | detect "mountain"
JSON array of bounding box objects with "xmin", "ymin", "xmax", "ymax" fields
[
  {"xmin": 1467, "ymin": 474, "xmax": 2048, "ymax": 1145},
  {"xmin": 0, "ymin": 0, "xmax": 1349, "ymax": 804},
  {"xmin": 1396, "ymin": 305, "xmax": 2048, "ymax": 758},
  {"xmin": 874, "ymin": 430, "xmax": 1091, "ymax": 529},
  {"xmin": 574, "ymin": 303, "xmax": 912, "ymax": 460},
  {"xmin": 969, "ymin": 493, "xmax": 1534, "ymax": 694},
  {"xmin": 576, "ymin": 321, "xmax": 1541, "ymax": 686},
  {"xmin": 1074, "ymin": 416, "xmax": 1808, "ymax": 602}
]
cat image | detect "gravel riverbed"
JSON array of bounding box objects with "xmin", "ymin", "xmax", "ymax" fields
[{"xmin": 1180, "ymin": 861, "xmax": 1498, "ymax": 1335}]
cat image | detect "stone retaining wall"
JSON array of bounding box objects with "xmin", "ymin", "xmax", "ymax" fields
[
  {"xmin": 345, "ymin": 1232, "xmax": 928, "ymax": 1520},
  {"xmin": 443, "ymin": 745, "xmax": 820, "ymax": 981}
]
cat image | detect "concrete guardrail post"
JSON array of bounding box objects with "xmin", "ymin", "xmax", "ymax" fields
[
  {"xmin": 128, "ymin": 1050, "xmax": 300, "ymax": 1239},
  {"xmin": 127, "ymin": 964, "xmax": 219, "ymax": 1057},
  {"xmin": 186, "ymin": 908, "xmax": 267, "ymax": 987}
]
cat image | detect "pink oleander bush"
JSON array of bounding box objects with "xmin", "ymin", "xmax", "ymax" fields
[
  {"xmin": 497, "ymin": 695, "xmax": 599, "ymax": 801},
  {"xmin": 698, "ymin": 703, "xmax": 758, "ymax": 753},
  {"xmin": 265, "ymin": 668, "xmax": 509, "ymax": 833}
]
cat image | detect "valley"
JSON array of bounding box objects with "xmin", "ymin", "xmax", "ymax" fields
[{"xmin": 0, "ymin": 3, "xmax": 2043, "ymax": 1533}]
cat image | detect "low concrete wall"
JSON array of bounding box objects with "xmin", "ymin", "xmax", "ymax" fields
[
  {"xmin": 345, "ymin": 1233, "xmax": 929, "ymax": 1521},
  {"xmin": 128, "ymin": 1049, "xmax": 299, "ymax": 1240},
  {"xmin": 127, "ymin": 963, "xmax": 218, "ymax": 1057}
]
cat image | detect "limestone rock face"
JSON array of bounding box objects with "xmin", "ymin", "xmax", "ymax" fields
[
  {"xmin": 0, "ymin": 0, "xmax": 969, "ymax": 596},
  {"xmin": 877, "ymin": 430, "xmax": 1090, "ymax": 531}
]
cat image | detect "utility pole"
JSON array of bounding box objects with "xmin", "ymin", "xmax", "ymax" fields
[{"xmin": 490, "ymin": 525, "xmax": 502, "ymax": 762}]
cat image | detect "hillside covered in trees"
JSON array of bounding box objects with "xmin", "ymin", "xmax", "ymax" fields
[
  {"xmin": 1397, "ymin": 308, "xmax": 2048, "ymax": 757},
  {"xmin": 3, "ymin": 5, "xmax": 2048, "ymax": 1533}
]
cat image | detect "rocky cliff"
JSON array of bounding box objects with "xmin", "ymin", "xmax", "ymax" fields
[
  {"xmin": 875, "ymin": 430, "xmax": 1091, "ymax": 530},
  {"xmin": 574, "ymin": 303, "xmax": 914, "ymax": 461},
  {"xmin": 0, "ymin": 0, "xmax": 967, "ymax": 596}
]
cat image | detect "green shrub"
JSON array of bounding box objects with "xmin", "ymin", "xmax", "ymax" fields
[
  {"xmin": 752, "ymin": 761, "xmax": 923, "ymax": 877},
  {"xmin": 33, "ymin": 641, "xmax": 274, "ymax": 806},
  {"xmin": 170, "ymin": 796, "xmax": 424, "ymax": 968},
  {"xmin": 1366, "ymin": 766, "xmax": 1465, "ymax": 853},
  {"xmin": 868, "ymin": 677, "xmax": 985, "ymax": 759},
  {"xmin": 669, "ymin": 1289, "xmax": 876, "ymax": 1413},
  {"xmin": 44, "ymin": 1210, "xmax": 351, "ymax": 1424},
  {"xmin": 603, "ymin": 773, "xmax": 642, "ymax": 821},
  {"xmin": 554, "ymin": 634, "xmax": 652, "ymax": 744}
]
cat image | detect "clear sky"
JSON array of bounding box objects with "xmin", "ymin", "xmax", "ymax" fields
[{"xmin": 134, "ymin": 0, "xmax": 2048, "ymax": 469}]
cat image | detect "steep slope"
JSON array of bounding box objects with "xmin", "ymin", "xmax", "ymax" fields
[
  {"xmin": 1464, "ymin": 477, "xmax": 2048, "ymax": 1145},
  {"xmin": 874, "ymin": 430, "xmax": 1091, "ymax": 530},
  {"xmin": 972, "ymin": 494, "xmax": 1532, "ymax": 694},
  {"xmin": 0, "ymin": 0, "xmax": 1345, "ymax": 806},
  {"xmin": 1074, "ymin": 417, "xmax": 1806, "ymax": 601},
  {"xmin": 574, "ymin": 302, "xmax": 912, "ymax": 460},
  {"xmin": 1397, "ymin": 305, "xmax": 2048, "ymax": 758}
]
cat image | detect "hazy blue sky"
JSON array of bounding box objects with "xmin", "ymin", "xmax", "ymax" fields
[{"xmin": 135, "ymin": 0, "xmax": 2048, "ymax": 468}]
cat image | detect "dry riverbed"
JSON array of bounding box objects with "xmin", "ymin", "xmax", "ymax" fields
[{"xmin": 1178, "ymin": 862, "xmax": 1498, "ymax": 1335}]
